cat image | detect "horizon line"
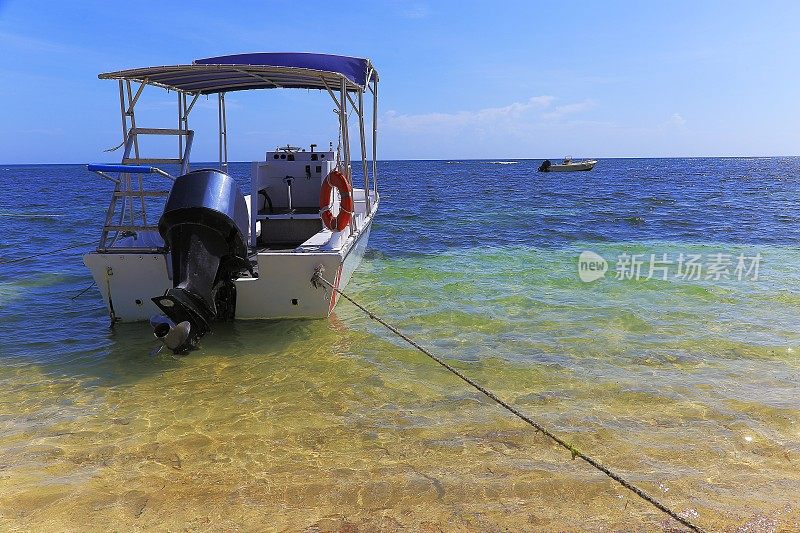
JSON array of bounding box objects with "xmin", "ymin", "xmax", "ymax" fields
[{"xmin": 2, "ymin": 155, "xmax": 800, "ymax": 166}]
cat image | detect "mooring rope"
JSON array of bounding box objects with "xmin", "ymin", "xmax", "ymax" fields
[
  {"xmin": 0, "ymin": 241, "xmax": 96, "ymax": 266},
  {"xmin": 70, "ymin": 280, "xmax": 97, "ymax": 300},
  {"xmin": 311, "ymin": 271, "xmax": 707, "ymax": 533}
]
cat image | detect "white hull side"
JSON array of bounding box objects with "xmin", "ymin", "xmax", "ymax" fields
[
  {"xmin": 83, "ymin": 220, "xmax": 373, "ymax": 322},
  {"xmin": 336, "ymin": 224, "xmax": 371, "ymax": 293},
  {"xmin": 84, "ymin": 252, "xmax": 172, "ymax": 322},
  {"xmin": 548, "ymin": 161, "xmax": 597, "ymax": 172},
  {"xmin": 234, "ymin": 223, "xmax": 372, "ymax": 319}
]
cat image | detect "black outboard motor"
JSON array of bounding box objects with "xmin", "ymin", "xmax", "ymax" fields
[
  {"xmin": 538, "ymin": 159, "xmax": 552, "ymax": 172},
  {"xmin": 151, "ymin": 169, "xmax": 250, "ymax": 354}
]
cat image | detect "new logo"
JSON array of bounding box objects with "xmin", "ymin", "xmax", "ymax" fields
[{"xmin": 578, "ymin": 250, "xmax": 607, "ymax": 282}]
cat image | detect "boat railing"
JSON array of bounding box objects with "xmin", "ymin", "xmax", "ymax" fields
[
  {"xmin": 88, "ymin": 160, "xmax": 181, "ymax": 253},
  {"xmin": 88, "ymin": 80, "xmax": 195, "ymax": 253}
]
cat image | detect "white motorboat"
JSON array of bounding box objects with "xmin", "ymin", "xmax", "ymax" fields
[
  {"xmin": 538, "ymin": 157, "xmax": 597, "ymax": 172},
  {"xmin": 83, "ymin": 53, "xmax": 380, "ymax": 353}
]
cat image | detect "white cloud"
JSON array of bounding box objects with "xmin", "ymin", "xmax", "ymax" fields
[
  {"xmin": 384, "ymin": 95, "xmax": 557, "ymax": 131},
  {"xmin": 665, "ymin": 113, "xmax": 686, "ymax": 126},
  {"xmin": 403, "ymin": 3, "xmax": 429, "ymax": 18},
  {"xmin": 542, "ymin": 100, "xmax": 596, "ymax": 121},
  {"xmin": 379, "ymin": 95, "xmax": 601, "ymax": 158}
]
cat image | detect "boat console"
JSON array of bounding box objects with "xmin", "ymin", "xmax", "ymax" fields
[{"xmin": 250, "ymin": 144, "xmax": 337, "ymax": 249}]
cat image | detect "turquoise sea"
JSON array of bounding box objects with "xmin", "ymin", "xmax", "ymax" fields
[{"xmin": 0, "ymin": 158, "xmax": 798, "ymax": 531}]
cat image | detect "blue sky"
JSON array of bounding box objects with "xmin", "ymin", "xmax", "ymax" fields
[{"xmin": 1, "ymin": 0, "xmax": 799, "ymax": 163}]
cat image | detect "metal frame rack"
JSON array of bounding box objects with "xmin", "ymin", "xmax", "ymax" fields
[
  {"xmin": 90, "ymin": 81, "xmax": 196, "ymax": 252},
  {"xmin": 90, "ymin": 53, "xmax": 380, "ymax": 252}
]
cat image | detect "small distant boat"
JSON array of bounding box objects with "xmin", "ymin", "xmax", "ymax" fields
[{"xmin": 539, "ymin": 156, "xmax": 597, "ymax": 172}]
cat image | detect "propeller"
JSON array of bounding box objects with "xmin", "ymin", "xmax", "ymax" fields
[{"xmin": 150, "ymin": 315, "xmax": 192, "ymax": 354}]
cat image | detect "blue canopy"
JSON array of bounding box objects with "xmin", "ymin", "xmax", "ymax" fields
[
  {"xmin": 98, "ymin": 52, "xmax": 377, "ymax": 94},
  {"xmin": 194, "ymin": 53, "xmax": 370, "ymax": 86}
]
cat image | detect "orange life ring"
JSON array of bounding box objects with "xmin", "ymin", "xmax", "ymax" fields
[{"xmin": 319, "ymin": 170, "xmax": 354, "ymax": 232}]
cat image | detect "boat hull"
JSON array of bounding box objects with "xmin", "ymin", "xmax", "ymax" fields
[
  {"xmin": 545, "ymin": 160, "xmax": 597, "ymax": 172},
  {"xmin": 83, "ymin": 218, "xmax": 373, "ymax": 322},
  {"xmin": 84, "ymin": 252, "xmax": 172, "ymax": 322},
  {"xmin": 234, "ymin": 223, "xmax": 371, "ymax": 319}
]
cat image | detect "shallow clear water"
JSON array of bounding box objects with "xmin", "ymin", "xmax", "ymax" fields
[{"xmin": 0, "ymin": 159, "xmax": 798, "ymax": 531}]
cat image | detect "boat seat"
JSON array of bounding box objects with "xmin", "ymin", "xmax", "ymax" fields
[{"xmin": 258, "ymin": 217, "xmax": 322, "ymax": 245}]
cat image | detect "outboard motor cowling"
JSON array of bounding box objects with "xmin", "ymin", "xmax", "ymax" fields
[{"xmin": 151, "ymin": 169, "xmax": 249, "ymax": 353}]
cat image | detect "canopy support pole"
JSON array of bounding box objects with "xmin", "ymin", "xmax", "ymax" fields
[
  {"xmin": 357, "ymin": 90, "xmax": 371, "ymax": 214},
  {"xmin": 126, "ymin": 82, "xmax": 146, "ymax": 115},
  {"xmin": 125, "ymin": 81, "xmax": 140, "ymax": 160},
  {"xmin": 345, "ymin": 91, "xmax": 360, "ymax": 117},
  {"xmin": 321, "ymin": 78, "xmax": 340, "ymax": 109},
  {"xmin": 340, "ymin": 77, "xmax": 354, "ymax": 234},
  {"xmin": 223, "ymin": 94, "xmax": 228, "ymax": 173},
  {"xmin": 117, "ymin": 81, "xmax": 128, "ymax": 148},
  {"xmin": 178, "ymin": 92, "xmax": 184, "ymax": 160},
  {"xmin": 372, "ymin": 77, "xmax": 379, "ymax": 197},
  {"xmin": 218, "ymin": 93, "xmax": 228, "ymax": 173},
  {"xmin": 184, "ymin": 92, "xmax": 200, "ymax": 116}
]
